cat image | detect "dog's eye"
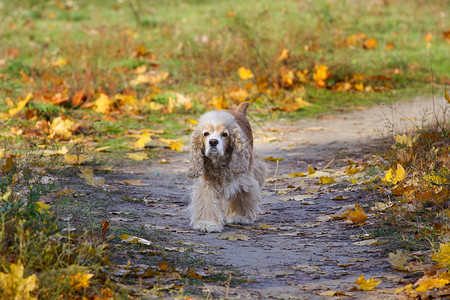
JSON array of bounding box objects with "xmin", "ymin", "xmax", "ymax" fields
[
  {"xmin": 221, "ymin": 132, "xmax": 228, "ymax": 137},
  {"xmin": 203, "ymin": 132, "xmax": 209, "ymax": 137}
]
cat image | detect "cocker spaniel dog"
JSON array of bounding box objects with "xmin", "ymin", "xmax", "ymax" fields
[{"xmin": 188, "ymin": 102, "xmax": 266, "ymax": 233}]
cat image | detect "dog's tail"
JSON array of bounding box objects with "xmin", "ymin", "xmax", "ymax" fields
[{"xmin": 236, "ymin": 102, "xmax": 250, "ymax": 116}]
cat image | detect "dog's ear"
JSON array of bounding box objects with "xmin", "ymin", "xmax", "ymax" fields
[
  {"xmin": 229, "ymin": 126, "xmax": 250, "ymax": 174},
  {"xmin": 188, "ymin": 127, "xmax": 204, "ymax": 178}
]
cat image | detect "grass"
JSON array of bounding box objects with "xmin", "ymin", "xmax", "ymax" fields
[{"xmin": 1, "ymin": 0, "xmax": 449, "ymax": 154}]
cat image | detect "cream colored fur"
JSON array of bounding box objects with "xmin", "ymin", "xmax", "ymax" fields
[{"xmin": 188, "ymin": 103, "xmax": 266, "ymax": 233}]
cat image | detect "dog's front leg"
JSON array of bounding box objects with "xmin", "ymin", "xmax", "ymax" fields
[{"xmin": 190, "ymin": 183, "xmax": 224, "ymax": 232}]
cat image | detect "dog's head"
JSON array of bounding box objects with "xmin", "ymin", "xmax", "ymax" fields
[{"xmin": 188, "ymin": 108, "xmax": 251, "ymax": 178}]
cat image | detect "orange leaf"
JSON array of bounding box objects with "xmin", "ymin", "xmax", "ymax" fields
[
  {"xmin": 363, "ymin": 38, "xmax": 378, "ymax": 50},
  {"xmin": 101, "ymin": 219, "xmax": 110, "ymax": 239},
  {"xmin": 277, "ymin": 48, "xmax": 289, "ymax": 61},
  {"xmin": 346, "ymin": 204, "xmax": 368, "ymax": 224}
]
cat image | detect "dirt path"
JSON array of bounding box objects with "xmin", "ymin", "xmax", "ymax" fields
[{"xmin": 100, "ymin": 97, "xmax": 445, "ymax": 299}]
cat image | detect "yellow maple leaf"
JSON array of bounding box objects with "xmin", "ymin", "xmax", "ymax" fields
[
  {"xmin": 382, "ymin": 163, "xmax": 406, "ymax": 185},
  {"xmin": 355, "ymin": 274, "xmax": 381, "ymax": 291},
  {"xmin": 210, "ymin": 96, "xmax": 228, "ymax": 109},
  {"xmin": 169, "ymin": 140, "xmax": 183, "ymax": 152},
  {"xmin": 295, "ymin": 97, "xmax": 313, "ymax": 108},
  {"xmin": 277, "ymin": 48, "xmax": 289, "ymax": 61},
  {"xmin": 148, "ymin": 101, "xmax": 164, "ymax": 111},
  {"xmin": 158, "ymin": 138, "xmax": 183, "ymax": 151},
  {"xmin": 186, "ymin": 119, "xmax": 198, "ymax": 125},
  {"xmin": 346, "ymin": 204, "xmax": 367, "ymax": 223},
  {"xmin": 296, "ymin": 69, "xmax": 309, "ymax": 83},
  {"xmin": 431, "ymin": 242, "xmax": 450, "ymax": 268},
  {"xmin": 289, "ymin": 172, "xmax": 306, "ymax": 177},
  {"xmin": 64, "ymin": 154, "xmax": 86, "ymax": 165},
  {"xmin": 93, "ymin": 93, "xmax": 114, "ymax": 114},
  {"xmin": 415, "ymin": 276, "xmax": 449, "ymax": 293},
  {"xmin": 49, "ymin": 116, "xmax": 75, "ymax": 139},
  {"xmin": 395, "ymin": 134, "xmax": 416, "ymax": 147},
  {"xmin": 133, "ymin": 132, "xmax": 152, "ymax": 149},
  {"xmin": 354, "ymin": 83, "xmax": 364, "ymax": 91},
  {"xmin": 129, "ymin": 71, "xmax": 169, "ymax": 86},
  {"xmin": 51, "ymin": 57, "xmax": 68, "ymax": 67},
  {"xmin": 68, "ymin": 272, "xmax": 94, "ymax": 291},
  {"xmin": 78, "ymin": 167, "xmax": 105, "ymax": 187},
  {"xmin": 317, "ymin": 176, "xmax": 336, "ymax": 184},
  {"xmin": 36, "ymin": 202, "xmax": 52, "ymax": 216},
  {"xmin": 445, "ymin": 89, "xmax": 450, "ymax": 104},
  {"xmin": 8, "ymin": 93, "xmax": 33, "ymax": 115},
  {"xmin": 238, "ymin": 67, "xmax": 254, "ymax": 80},
  {"xmin": 126, "ymin": 152, "xmax": 148, "ymax": 161},
  {"xmin": 312, "ymin": 65, "xmax": 330, "ymax": 87},
  {"xmin": 0, "ymin": 260, "xmax": 39, "ymax": 300}
]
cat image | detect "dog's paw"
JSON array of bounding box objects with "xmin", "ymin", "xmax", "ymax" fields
[
  {"xmin": 192, "ymin": 221, "xmax": 222, "ymax": 233},
  {"xmin": 226, "ymin": 215, "xmax": 253, "ymax": 225}
]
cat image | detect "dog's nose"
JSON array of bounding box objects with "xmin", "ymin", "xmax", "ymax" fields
[{"xmin": 209, "ymin": 139, "xmax": 219, "ymax": 147}]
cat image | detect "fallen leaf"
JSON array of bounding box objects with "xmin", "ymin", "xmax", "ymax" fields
[
  {"xmin": 65, "ymin": 272, "xmax": 94, "ymax": 291},
  {"xmin": 424, "ymin": 32, "xmax": 433, "ymax": 42},
  {"xmin": 133, "ymin": 132, "xmax": 152, "ymax": 149},
  {"xmin": 238, "ymin": 67, "xmax": 254, "ymax": 80},
  {"xmin": 121, "ymin": 234, "xmax": 152, "ymax": 246},
  {"xmin": 292, "ymin": 265, "xmax": 320, "ymax": 273},
  {"xmin": 353, "ymin": 239, "xmax": 378, "ymax": 246},
  {"xmin": 186, "ymin": 119, "xmax": 198, "ymax": 125},
  {"xmin": 415, "ymin": 275, "xmax": 449, "ymax": 293},
  {"xmin": 431, "ymin": 242, "xmax": 450, "ymax": 268},
  {"xmin": 389, "ymin": 250, "xmax": 409, "ymax": 271},
  {"xmin": 363, "ymin": 38, "xmax": 378, "ymax": 49},
  {"xmin": 101, "ymin": 219, "xmax": 110, "ymax": 239},
  {"xmin": 295, "ymin": 97, "xmax": 313, "ymax": 108},
  {"xmin": 277, "ymin": 48, "xmax": 289, "ymax": 61},
  {"xmin": 95, "ymin": 146, "xmax": 111, "ymax": 152},
  {"xmin": 49, "ymin": 117, "xmax": 75, "ymax": 140},
  {"xmin": 289, "ymin": 172, "xmax": 306, "ymax": 177},
  {"xmin": 259, "ymin": 223, "xmax": 277, "ymax": 230},
  {"xmin": 382, "ymin": 163, "xmax": 406, "ymax": 185},
  {"xmin": 7, "ymin": 93, "xmax": 32, "ymax": 115},
  {"xmin": 312, "ymin": 64, "xmax": 330, "ymax": 87},
  {"xmin": 319, "ymin": 291, "xmax": 349, "ymax": 297},
  {"xmin": 126, "ymin": 152, "xmax": 148, "ymax": 161},
  {"xmin": 0, "ymin": 260, "xmax": 39, "ymax": 300},
  {"xmin": 317, "ymin": 176, "xmax": 336, "ymax": 184},
  {"xmin": 169, "ymin": 140, "xmax": 183, "ymax": 151},
  {"xmin": 280, "ymin": 195, "xmax": 314, "ymax": 203},
  {"xmin": 64, "ymin": 154, "xmax": 87, "ymax": 164},
  {"xmin": 93, "ymin": 93, "xmax": 114, "ymax": 114},
  {"xmin": 346, "ymin": 204, "xmax": 367, "ymax": 223},
  {"xmin": 78, "ymin": 167, "xmax": 105, "ymax": 187},
  {"xmin": 217, "ymin": 232, "xmax": 249, "ymax": 241},
  {"xmin": 355, "ymin": 274, "xmax": 381, "ymax": 291},
  {"xmin": 158, "ymin": 261, "xmax": 170, "ymax": 272},
  {"xmin": 130, "ymin": 70, "xmax": 169, "ymax": 86}
]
